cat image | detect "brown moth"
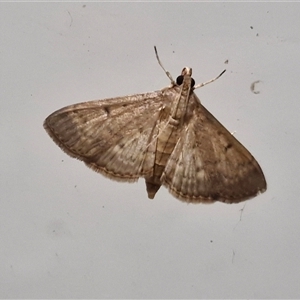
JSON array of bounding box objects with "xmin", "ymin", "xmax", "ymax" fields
[{"xmin": 44, "ymin": 47, "xmax": 266, "ymax": 204}]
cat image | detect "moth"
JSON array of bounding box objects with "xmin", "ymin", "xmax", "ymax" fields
[{"xmin": 44, "ymin": 47, "xmax": 266, "ymax": 204}]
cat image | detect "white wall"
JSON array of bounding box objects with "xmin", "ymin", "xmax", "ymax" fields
[{"xmin": 1, "ymin": 2, "xmax": 299, "ymax": 298}]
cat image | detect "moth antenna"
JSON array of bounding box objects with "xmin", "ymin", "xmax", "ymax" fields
[
  {"xmin": 194, "ymin": 69, "xmax": 226, "ymax": 90},
  {"xmin": 154, "ymin": 46, "xmax": 176, "ymax": 86}
]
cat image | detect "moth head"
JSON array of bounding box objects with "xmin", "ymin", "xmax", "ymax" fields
[
  {"xmin": 181, "ymin": 67, "xmax": 192, "ymax": 76},
  {"xmin": 176, "ymin": 67, "xmax": 195, "ymax": 88}
]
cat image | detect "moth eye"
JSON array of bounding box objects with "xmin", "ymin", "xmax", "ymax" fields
[
  {"xmin": 176, "ymin": 75, "xmax": 195, "ymax": 88},
  {"xmin": 176, "ymin": 75, "xmax": 183, "ymax": 85},
  {"xmin": 191, "ymin": 78, "xmax": 195, "ymax": 88}
]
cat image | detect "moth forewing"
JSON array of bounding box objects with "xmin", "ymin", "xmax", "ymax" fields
[
  {"xmin": 161, "ymin": 92, "xmax": 266, "ymax": 203},
  {"xmin": 44, "ymin": 47, "xmax": 266, "ymax": 204}
]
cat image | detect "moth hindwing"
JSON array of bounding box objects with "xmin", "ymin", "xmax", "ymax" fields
[{"xmin": 44, "ymin": 47, "xmax": 266, "ymax": 204}]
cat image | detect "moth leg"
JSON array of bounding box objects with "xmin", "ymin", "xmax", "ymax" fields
[
  {"xmin": 154, "ymin": 46, "xmax": 176, "ymax": 86},
  {"xmin": 194, "ymin": 69, "xmax": 226, "ymax": 90}
]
